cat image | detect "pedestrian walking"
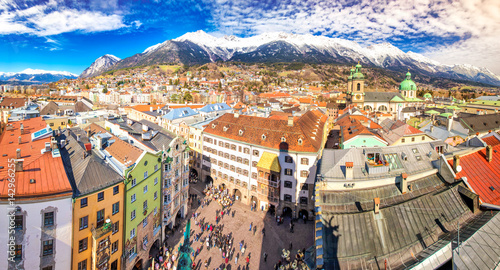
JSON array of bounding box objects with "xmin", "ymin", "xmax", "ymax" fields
[
  {"xmin": 249, "ymin": 222, "xmax": 252, "ymax": 231},
  {"xmin": 262, "ymin": 228, "xmax": 265, "ymax": 236},
  {"xmin": 289, "ymin": 241, "xmax": 293, "ymax": 250},
  {"xmin": 246, "ymin": 256, "xmax": 250, "ymax": 265},
  {"xmin": 264, "ymin": 252, "xmax": 268, "ymax": 262}
]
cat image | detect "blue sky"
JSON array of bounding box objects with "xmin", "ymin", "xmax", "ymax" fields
[{"xmin": 1, "ymin": 0, "xmax": 499, "ymax": 75}]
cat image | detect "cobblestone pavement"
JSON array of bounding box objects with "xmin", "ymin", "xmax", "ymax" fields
[{"xmin": 165, "ymin": 181, "xmax": 314, "ymax": 270}]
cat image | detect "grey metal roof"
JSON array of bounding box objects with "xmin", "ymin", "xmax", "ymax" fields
[
  {"xmin": 318, "ymin": 174, "xmax": 446, "ymax": 213},
  {"xmin": 459, "ymin": 114, "xmax": 500, "ymax": 134},
  {"xmin": 452, "ymin": 211, "xmax": 500, "ymax": 270},
  {"xmin": 128, "ymin": 119, "xmax": 175, "ymax": 152},
  {"xmin": 319, "ymin": 183, "xmax": 474, "ymax": 269},
  {"xmin": 319, "ymin": 142, "xmax": 445, "ymax": 180},
  {"xmin": 58, "ymin": 128, "xmax": 123, "ymax": 197},
  {"xmin": 364, "ymin": 91, "xmax": 404, "ymax": 102}
]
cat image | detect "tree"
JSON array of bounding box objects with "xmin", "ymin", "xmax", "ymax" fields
[{"xmin": 183, "ymin": 92, "xmax": 193, "ymax": 102}]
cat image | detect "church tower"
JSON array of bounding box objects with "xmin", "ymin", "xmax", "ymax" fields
[
  {"xmin": 350, "ymin": 62, "xmax": 365, "ymax": 105},
  {"xmin": 399, "ymin": 70, "xmax": 417, "ymax": 100}
]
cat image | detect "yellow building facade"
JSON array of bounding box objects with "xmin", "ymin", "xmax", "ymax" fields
[{"xmin": 72, "ymin": 182, "xmax": 124, "ymax": 270}]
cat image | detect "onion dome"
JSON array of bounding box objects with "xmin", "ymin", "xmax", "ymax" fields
[{"xmin": 399, "ymin": 71, "xmax": 417, "ymax": 91}]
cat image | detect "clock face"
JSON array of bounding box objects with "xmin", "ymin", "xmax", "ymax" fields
[{"xmin": 355, "ymin": 94, "xmax": 361, "ymax": 100}]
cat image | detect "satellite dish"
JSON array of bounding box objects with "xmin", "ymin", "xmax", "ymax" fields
[{"xmin": 456, "ymin": 165, "xmax": 462, "ymax": 172}]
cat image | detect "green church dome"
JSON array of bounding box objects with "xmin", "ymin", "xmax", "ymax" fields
[
  {"xmin": 423, "ymin": 93, "xmax": 432, "ymax": 98},
  {"xmin": 399, "ymin": 71, "xmax": 417, "ymax": 91},
  {"xmin": 352, "ymin": 63, "xmax": 364, "ymax": 80}
]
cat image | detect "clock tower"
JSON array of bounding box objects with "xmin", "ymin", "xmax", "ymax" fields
[{"xmin": 349, "ymin": 62, "xmax": 365, "ymax": 106}]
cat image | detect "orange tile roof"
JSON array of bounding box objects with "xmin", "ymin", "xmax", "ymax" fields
[
  {"xmin": 0, "ymin": 117, "xmax": 72, "ymax": 199},
  {"xmin": 258, "ymin": 92, "xmax": 291, "ymax": 98},
  {"xmin": 130, "ymin": 104, "xmax": 165, "ymax": 112},
  {"xmin": 204, "ymin": 110, "xmax": 327, "ymax": 153},
  {"xmin": 482, "ymin": 136, "xmax": 500, "ymax": 146},
  {"xmin": 337, "ymin": 116, "xmax": 385, "ymax": 143},
  {"xmin": 85, "ymin": 124, "xmax": 143, "ymax": 166},
  {"xmin": 168, "ymin": 104, "xmax": 205, "ymax": 109},
  {"xmin": 448, "ymin": 142, "xmax": 500, "ymax": 205}
]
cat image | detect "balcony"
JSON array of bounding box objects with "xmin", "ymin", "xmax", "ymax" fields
[
  {"xmin": 91, "ymin": 220, "xmax": 113, "ymax": 240},
  {"xmin": 257, "ymin": 177, "xmax": 280, "ymax": 188},
  {"xmin": 364, "ymin": 161, "xmax": 389, "ymax": 175}
]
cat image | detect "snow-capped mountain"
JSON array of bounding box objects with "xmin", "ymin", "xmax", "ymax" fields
[
  {"xmin": 0, "ymin": 68, "xmax": 78, "ymax": 83},
  {"xmin": 79, "ymin": 54, "xmax": 121, "ymax": 78},
  {"xmin": 98, "ymin": 30, "xmax": 500, "ymax": 86}
]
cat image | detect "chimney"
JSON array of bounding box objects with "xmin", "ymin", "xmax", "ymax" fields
[
  {"xmin": 400, "ymin": 173, "xmax": 408, "ymax": 194},
  {"xmin": 16, "ymin": 149, "xmax": 21, "ymax": 159},
  {"xmin": 288, "ymin": 116, "xmax": 294, "ymax": 127},
  {"xmin": 18, "ymin": 136, "xmax": 21, "ymax": 144},
  {"xmin": 486, "ymin": 145, "xmax": 493, "ymax": 162},
  {"xmin": 453, "ymin": 155, "xmax": 461, "ymax": 173},
  {"xmin": 60, "ymin": 139, "xmax": 66, "ymax": 148},
  {"xmin": 150, "ymin": 106, "xmax": 153, "ymax": 112},
  {"xmin": 20, "ymin": 123, "xmax": 24, "ymax": 135},
  {"xmin": 374, "ymin": 198, "xmax": 380, "ymax": 214},
  {"xmin": 430, "ymin": 125, "xmax": 434, "ymax": 132},
  {"xmin": 345, "ymin": 162, "xmax": 354, "ymax": 180},
  {"xmin": 15, "ymin": 159, "xmax": 24, "ymax": 172},
  {"xmin": 447, "ymin": 116, "xmax": 453, "ymax": 131},
  {"xmin": 87, "ymin": 128, "xmax": 91, "ymax": 138},
  {"xmin": 234, "ymin": 113, "xmax": 239, "ymax": 118},
  {"xmin": 51, "ymin": 137, "xmax": 58, "ymax": 150}
]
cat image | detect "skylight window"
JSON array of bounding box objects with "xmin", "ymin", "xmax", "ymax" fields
[
  {"xmin": 383, "ymin": 153, "xmax": 403, "ymax": 170},
  {"xmin": 412, "ymin": 148, "xmax": 419, "ymax": 154}
]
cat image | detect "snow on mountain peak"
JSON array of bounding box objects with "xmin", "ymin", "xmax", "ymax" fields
[{"xmin": 19, "ymin": 68, "xmax": 77, "ymax": 77}]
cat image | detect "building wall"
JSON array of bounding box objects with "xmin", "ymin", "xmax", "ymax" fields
[
  {"xmin": 392, "ymin": 134, "xmax": 434, "ymax": 146},
  {"xmin": 71, "ymin": 183, "xmax": 124, "ymax": 270},
  {"xmin": 124, "ymin": 152, "xmax": 162, "ymax": 270},
  {"xmin": 44, "ymin": 117, "xmax": 70, "ymax": 130},
  {"xmin": 162, "ymin": 139, "xmax": 190, "ymax": 235},
  {"xmin": 202, "ymin": 134, "xmax": 318, "ymax": 218},
  {"xmin": 0, "ymin": 196, "xmax": 73, "ymax": 270}
]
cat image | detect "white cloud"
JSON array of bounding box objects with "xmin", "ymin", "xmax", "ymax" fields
[
  {"xmin": 0, "ymin": 0, "xmax": 133, "ymax": 36},
  {"xmin": 203, "ymin": 0, "xmax": 500, "ymax": 74}
]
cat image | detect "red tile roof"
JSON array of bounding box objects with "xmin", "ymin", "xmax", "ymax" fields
[
  {"xmin": 0, "ymin": 117, "xmax": 72, "ymax": 199},
  {"xmin": 482, "ymin": 136, "xmax": 500, "ymax": 146},
  {"xmin": 448, "ymin": 142, "xmax": 500, "ymax": 206},
  {"xmin": 204, "ymin": 110, "xmax": 327, "ymax": 153}
]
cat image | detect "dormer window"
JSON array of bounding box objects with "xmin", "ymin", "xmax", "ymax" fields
[
  {"xmin": 298, "ymin": 138, "xmax": 303, "ymax": 145},
  {"xmin": 212, "ymin": 124, "xmax": 216, "ymax": 129},
  {"xmin": 262, "ymin": 134, "xmax": 266, "ymax": 140},
  {"xmin": 281, "ymin": 136, "xmax": 286, "ymax": 142},
  {"xmin": 239, "ymin": 130, "xmax": 244, "ymax": 136},
  {"xmin": 223, "ymin": 126, "xmax": 228, "ymax": 132}
]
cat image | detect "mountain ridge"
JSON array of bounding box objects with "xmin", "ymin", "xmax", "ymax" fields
[
  {"xmin": 0, "ymin": 69, "xmax": 77, "ymax": 83},
  {"xmin": 88, "ymin": 30, "xmax": 500, "ymax": 86}
]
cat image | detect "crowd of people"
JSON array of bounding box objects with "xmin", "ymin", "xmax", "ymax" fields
[{"xmin": 150, "ymin": 183, "xmax": 310, "ymax": 270}]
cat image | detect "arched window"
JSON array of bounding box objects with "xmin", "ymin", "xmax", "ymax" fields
[
  {"xmin": 378, "ymin": 105, "xmax": 388, "ymax": 111},
  {"xmin": 357, "ymin": 83, "xmax": 361, "ymax": 91}
]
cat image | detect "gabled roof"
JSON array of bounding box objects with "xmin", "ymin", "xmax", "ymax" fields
[
  {"xmin": 448, "ymin": 138, "xmax": 500, "ymax": 205},
  {"xmin": 162, "ymin": 107, "xmax": 199, "ymax": 121},
  {"xmin": 59, "ymin": 128, "xmax": 123, "ymax": 197},
  {"xmin": 198, "ymin": 103, "xmax": 232, "ymax": 113},
  {"xmin": 40, "ymin": 101, "xmax": 59, "ymax": 115},
  {"xmin": 459, "ymin": 114, "xmax": 500, "ymax": 134},
  {"xmin": 0, "ymin": 117, "xmax": 71, "ymax": 199},
  {"xmin": 85, "ymin": 123, "xmax": 143, "ymax": 166}
]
